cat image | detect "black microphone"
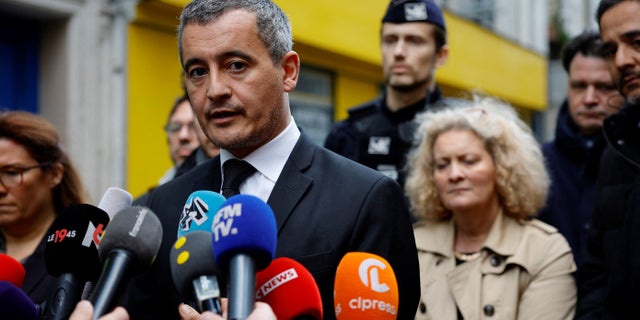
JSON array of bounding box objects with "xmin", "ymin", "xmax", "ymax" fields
[
  {"xmin": 89, "ymin": 206, "xmax": 162, "ymax": 319},
  {"xmin": 82, "ymin": 187, "xmax": 133, "ymax": 300},
  {"xmin": 41, "ymin": 204, "xmax": 110, "ymax": 320},
  {"xmin": 170, "ymin": 231, "xmax": 222, "ymax": 314}
]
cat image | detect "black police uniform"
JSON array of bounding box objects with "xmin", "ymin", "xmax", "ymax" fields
[{"xmin": 324, "ymin": 87, "xmax": 443, "ymax": 189}]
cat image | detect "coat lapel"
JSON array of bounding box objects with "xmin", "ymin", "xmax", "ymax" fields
[{"xmin": 267, "ymin": 135, "xmax": 313, "ymax": 233}]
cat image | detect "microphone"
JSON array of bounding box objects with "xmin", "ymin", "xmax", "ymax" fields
[
  {"xmin": 82, "ymin": 187, "xmax": 133, "ymax": 300},
  {"xmin": 97, "ymin": 187, "xmax": 133, "ymax": 219},
  {"xmin": 0, "ymin": 281, "xmax": 38, "ymax": 320},
  {"xmin": 177, "ymin": 190, "xmax": 226, "ymax": 238},
  {"xmin": 170, "ymin": 231, "xmax": 222, "ymax": 314},
  {"xmin": 42, "ymin": 204, "xmax": 110, "ymax": 320},
  {"xmin": 333, "ymin": 252, "xmax": 399, "ymax": 320},
  {"xmin": 213, "ymin": 194, "xmax": 277, "ymax": 320},
  {"xmin": 255, "ymin": 257, "xmax": 323, "ymax": 320},
  {"xmin": 0, "ymin": 253, "xmax": 26, "ymax": 288},
  {"xmin": 89, "ymin": 206, "xmax": 163, "ymax": 319}
]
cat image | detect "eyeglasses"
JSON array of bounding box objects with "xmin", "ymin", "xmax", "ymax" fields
[
  {"xmin": 164, "ymin": 122, "xmax": 196, "ymax": 134},
  {"xmin": 0, "ymin": 162, "xmax": 53, "ymax": 189}
]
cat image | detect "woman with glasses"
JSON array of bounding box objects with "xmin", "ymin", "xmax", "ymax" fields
[
  {"xmin": 0, "ymin": 111, "xmax": 88, "ymax": 305},
  {"xmin": 405, "ymin": 96, "xmax": 577, "ymax": 319}
]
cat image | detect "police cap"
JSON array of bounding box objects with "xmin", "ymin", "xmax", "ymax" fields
[{"xmin": 382, "ymin": 0, "xmax": 446, "ymax": 31}]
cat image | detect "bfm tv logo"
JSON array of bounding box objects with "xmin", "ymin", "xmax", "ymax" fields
[
  {"xmin": 212, "ymin": 203, "xmax": 242, "ymax": 241},
  {"xmin": 346, "ymin": 257, "xmax": 397, "ymax": 316},
  {"xmin": 46, "ymin": 221, "xmax": 105, "ymax": 248}
]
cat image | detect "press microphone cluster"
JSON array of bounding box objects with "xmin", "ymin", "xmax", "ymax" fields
[
  {"xmin": 40, "ymin": 187, "xmax": 132, "ymax": 320},
  {"xmin": 170, "ymin": 191, "xmax": 334, "ymax": 320},
  {"xmin": 170, "ymin": 190, "xmax": 402, "ymax": 320}
]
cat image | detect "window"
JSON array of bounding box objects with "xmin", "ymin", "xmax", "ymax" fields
[{"xmin": 289, "ymin": 66, "xmax": 334, "ymax": 146}]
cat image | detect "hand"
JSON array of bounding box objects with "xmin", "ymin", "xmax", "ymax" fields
[
  {"xmin": 69, "ymin": 300, "xmax": 130, "ymax": 320},
  {"xmin": 179, "ymin": 299, "xmax": 276, "ymax": 320}
]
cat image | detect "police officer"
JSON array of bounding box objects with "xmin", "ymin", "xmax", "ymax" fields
[{"xmin": 324, "ymin": 0, "xmax": 449, "ymax": 190}]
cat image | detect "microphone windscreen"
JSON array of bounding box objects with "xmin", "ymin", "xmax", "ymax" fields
[
  {"xmin": 0, "ymin": 281, "xmax": 38, "ymax": 320},
  {"xmin": 177, "ymin": 191, "xmax": 226, "ymax": 238},
  {"xmin": 0, "ymin": 254, "xmax": 25, "ymax": 288},
  {"xmin": 334, "ymin": 252, "xmax": 399, "ymax": 320},
  {"xmin": 256, "ymin": 257, "xmax": 323, "ymax": 320},
  {"xmin": 170, "ymin": 231, "xmax": 220, "ymax": 298},
  {"xmin": 44, "ymin": 204, "xmax": 110, "ymax": 281},
  {"xmin": 212, "ymin": 194, "xmax": 277, "ymax": 271},
  {"xmin": 97, "ymin": 187, "xmax": 133, "ymax": 219},
  {"xmin": 98, "ymin": 206, "xmax": 163, "ymax": 269}
]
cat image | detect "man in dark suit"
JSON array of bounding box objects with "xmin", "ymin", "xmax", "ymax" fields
[{"xmin": 123, "ymin": 1, "xmax": 420, "ymax": 319}]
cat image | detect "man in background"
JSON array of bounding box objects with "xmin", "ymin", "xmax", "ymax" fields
[
  {"xmin": 174, "ymin": 116, "xmax": 220, "ymax": 178},
  {"xmin": 538, "ymin": 30, "xmax": 620, "ymax": 270},
  {"xmin": 324, "ymin": 0, "xmax": 449, "ymax": 191},
  {"xmin": 158, "ymin": 95, "xmax": 200, "ymax": 185},
  {"xmin": 577, "ymin": 0, "xmax": 640, "ymax": 318}
]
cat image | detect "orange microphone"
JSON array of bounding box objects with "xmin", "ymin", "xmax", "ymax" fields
[{"xmin": 333, "ymin": 252, "xmax": 399, "ymax": 320}]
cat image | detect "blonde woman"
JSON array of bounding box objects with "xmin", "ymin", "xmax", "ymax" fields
[{"xmin": 406, "ymin": 97, "xmax": 576, "ymax": 319}]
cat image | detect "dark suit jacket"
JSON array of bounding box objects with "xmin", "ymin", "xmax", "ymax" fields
[{"xmin": 123, "ymin": 134, "xmax": 420, "ymax": 319}]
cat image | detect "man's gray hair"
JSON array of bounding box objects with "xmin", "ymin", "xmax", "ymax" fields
[{"xmin": 177, "ymin": 0, "xmax": 293, "ymax": 65}]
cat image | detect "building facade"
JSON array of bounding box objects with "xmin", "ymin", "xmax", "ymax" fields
[{"xmin": 1, "ymin": 0, "xmax": 548, "ymax": 200}]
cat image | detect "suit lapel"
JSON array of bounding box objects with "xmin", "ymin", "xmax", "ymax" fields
[{"xmin": 267, "ymin": 135, "xmax": 314, "ymax": 233}]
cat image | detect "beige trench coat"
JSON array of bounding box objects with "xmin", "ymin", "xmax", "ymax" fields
[{"xmin": 413, "ymin": 213, "xmax": 576, "ymax": 320}]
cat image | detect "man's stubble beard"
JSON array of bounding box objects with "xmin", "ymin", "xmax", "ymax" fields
[{"xmin": 386, "ymin": 72, "xmax": 433, "ymax": 93}]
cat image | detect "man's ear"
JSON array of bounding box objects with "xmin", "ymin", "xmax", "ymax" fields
[
  {"xmin": 282, "ymin": 51, "xmax": 300, "ymax": 93},
  {"xmin": 435, "ymin": 44, "xmax": 449, "ymax": 68}
]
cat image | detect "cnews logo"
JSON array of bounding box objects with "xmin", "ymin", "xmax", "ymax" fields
[
  {"xmin": 358, "ymin": 258, "xmax": 390, "ymax": 293},
  {"xmin": 256, "ymin": 268, "xmax": 298, "ymax": 300}
]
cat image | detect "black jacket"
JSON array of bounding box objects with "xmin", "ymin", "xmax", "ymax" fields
[
  {"xmin": 324, "ymin": 87, "xmax": 442, "ymax": 189},
  {"xmin": 576, "ymin": 103, "xmax": 640, "ymax": 319},
  {"xmin": 123, "ymin": 134, "xmax": 421, "ymax": 320},
  {"xmin": 538, "ymin": 100, "xmax": 606, "ymax": 269}
]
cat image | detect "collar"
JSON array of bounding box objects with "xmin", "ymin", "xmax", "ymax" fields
[
  {"xmin": 414, "ymin": 210, "xmax": 523, "ymax": 258},
  {"xmin": 553, "ymin": 100, "xmax": 605, "ymax": 154},
  {"xmin": 483, "ymin": 211, "xmax": 523, "ymax": 257},
  {"xmin": 220, "ymin": 117, "xmax": 300, "ymax": 184},
  {"xmin": 380, "ymin": 86, "xmax": 442, "ymax": 122},
  {"xmin": 603, "ymin": 102, "xmax": 640, "ymax": 167}
]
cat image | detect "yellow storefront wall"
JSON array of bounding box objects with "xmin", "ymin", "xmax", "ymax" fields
[
  {"xmin": 128, "ymin": 2, "xmax": 186, "ymax": 198},
  {"xmin": 126, "ymin": 0, "xmax": 547, "ymax": 197}
]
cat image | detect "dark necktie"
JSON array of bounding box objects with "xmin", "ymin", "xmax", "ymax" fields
[{"xmin": 221, "ymin": 159, "xmax": 257, "ymax": 198}]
